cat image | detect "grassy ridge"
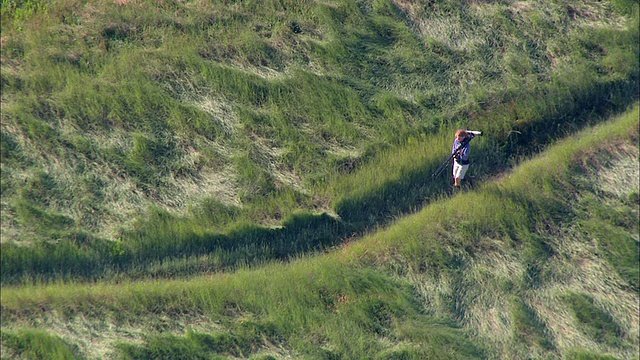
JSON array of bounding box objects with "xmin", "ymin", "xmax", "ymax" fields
[
  {"xmin": 1, "ymin": 0, "xmax": 638, "ymax": 259},
  {"xmin": 2, "ymin": 104, "xmax": 637, "ymax": 359}
]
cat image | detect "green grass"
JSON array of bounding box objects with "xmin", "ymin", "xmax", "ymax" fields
[
  {"xmin": 2, "ymin": 0, "xmax": 638, "ymax": 254},
  {"xmin": 1, "ymin": 0, "xmax": 639, "ymax": 358},
  {"xmin": 2, "ymin": 104, "xmax": 638, "ymax": 359},
  {"xmin": 564, "ymin": 292, "xmax": 624, "ymax": 347},
  {"xmin": 1, "ymin": 328, "xmax": 83, "ymax": 360},
  {"xmin": 511, "ymin": 297, "xmax": 554, "ymax": 350}
]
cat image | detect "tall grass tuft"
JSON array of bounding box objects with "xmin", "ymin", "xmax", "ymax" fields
[
  {"xmin": 1, "ymin": 328, "xmax": 83, "ymax": 360},
  {"xmin": 564, "ymin": 292, "xmax": 624, "ymax": 347}
]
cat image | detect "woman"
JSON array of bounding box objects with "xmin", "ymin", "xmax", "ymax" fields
[{"xmin": 451, "ymin": 129, "xmax": 472, "ymax": 188}]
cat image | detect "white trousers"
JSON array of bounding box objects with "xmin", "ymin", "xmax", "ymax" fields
[{"xmin": 452, "ymin": 161, "xmax": 469, "ymax": 179}]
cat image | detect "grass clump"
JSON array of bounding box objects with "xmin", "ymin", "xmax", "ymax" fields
[
  {"xmin": 115, "ymin": 329, "xmax": 255, "ymax": 360},
  {"xmin": 116, "ymin": 322, "xmax": 285, "ymax": 359},
  {"xmin": 565, "ymin": 349, "xmax": 621, "ymax": 360},
  {"xmin": 564, "ymin": 292, "xmax": 624, "ymax": 347},
  {"xmin": 1, "ymin": 328, "xmax": 83, "ymax": 360},
  {"xmin": 511, "ymin": 298, "xmax": 554, "ymax": 350},
  {"xmin": 577, "ymin": 215, "xmax": 639, "ymax": 292}
]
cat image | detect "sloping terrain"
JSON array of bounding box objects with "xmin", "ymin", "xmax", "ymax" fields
[
  {"xmin": 1, "ymin": 0, "xmax": 637, "ymax": 244},
  {"xmin": 1, "ymin": 0, "xmax": 638, "ymax": 287},
  {"xmin": 1, "ymin": 0, "xmax": 639, "ymax": 359},
  {"xmin": 1, "ymin": 104, "xmax": 638, "ymax": 359}
]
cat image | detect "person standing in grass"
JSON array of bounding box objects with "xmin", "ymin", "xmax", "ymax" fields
[{"xmin": 452, "ymin": 129, "xmax": 472, "ymax": 188}]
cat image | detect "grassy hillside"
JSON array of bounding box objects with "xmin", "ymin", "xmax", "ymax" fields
[
  {"xmin": 2, "ymin": 104, "xmax": 638, "ymax": 359},
  {"xmin": 1, "ymin": 0, "xmax": 638, "ymax": 286},
  {"xmin": 1, "ymin": 0, "xmax": 639, "ymax": 358}
]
